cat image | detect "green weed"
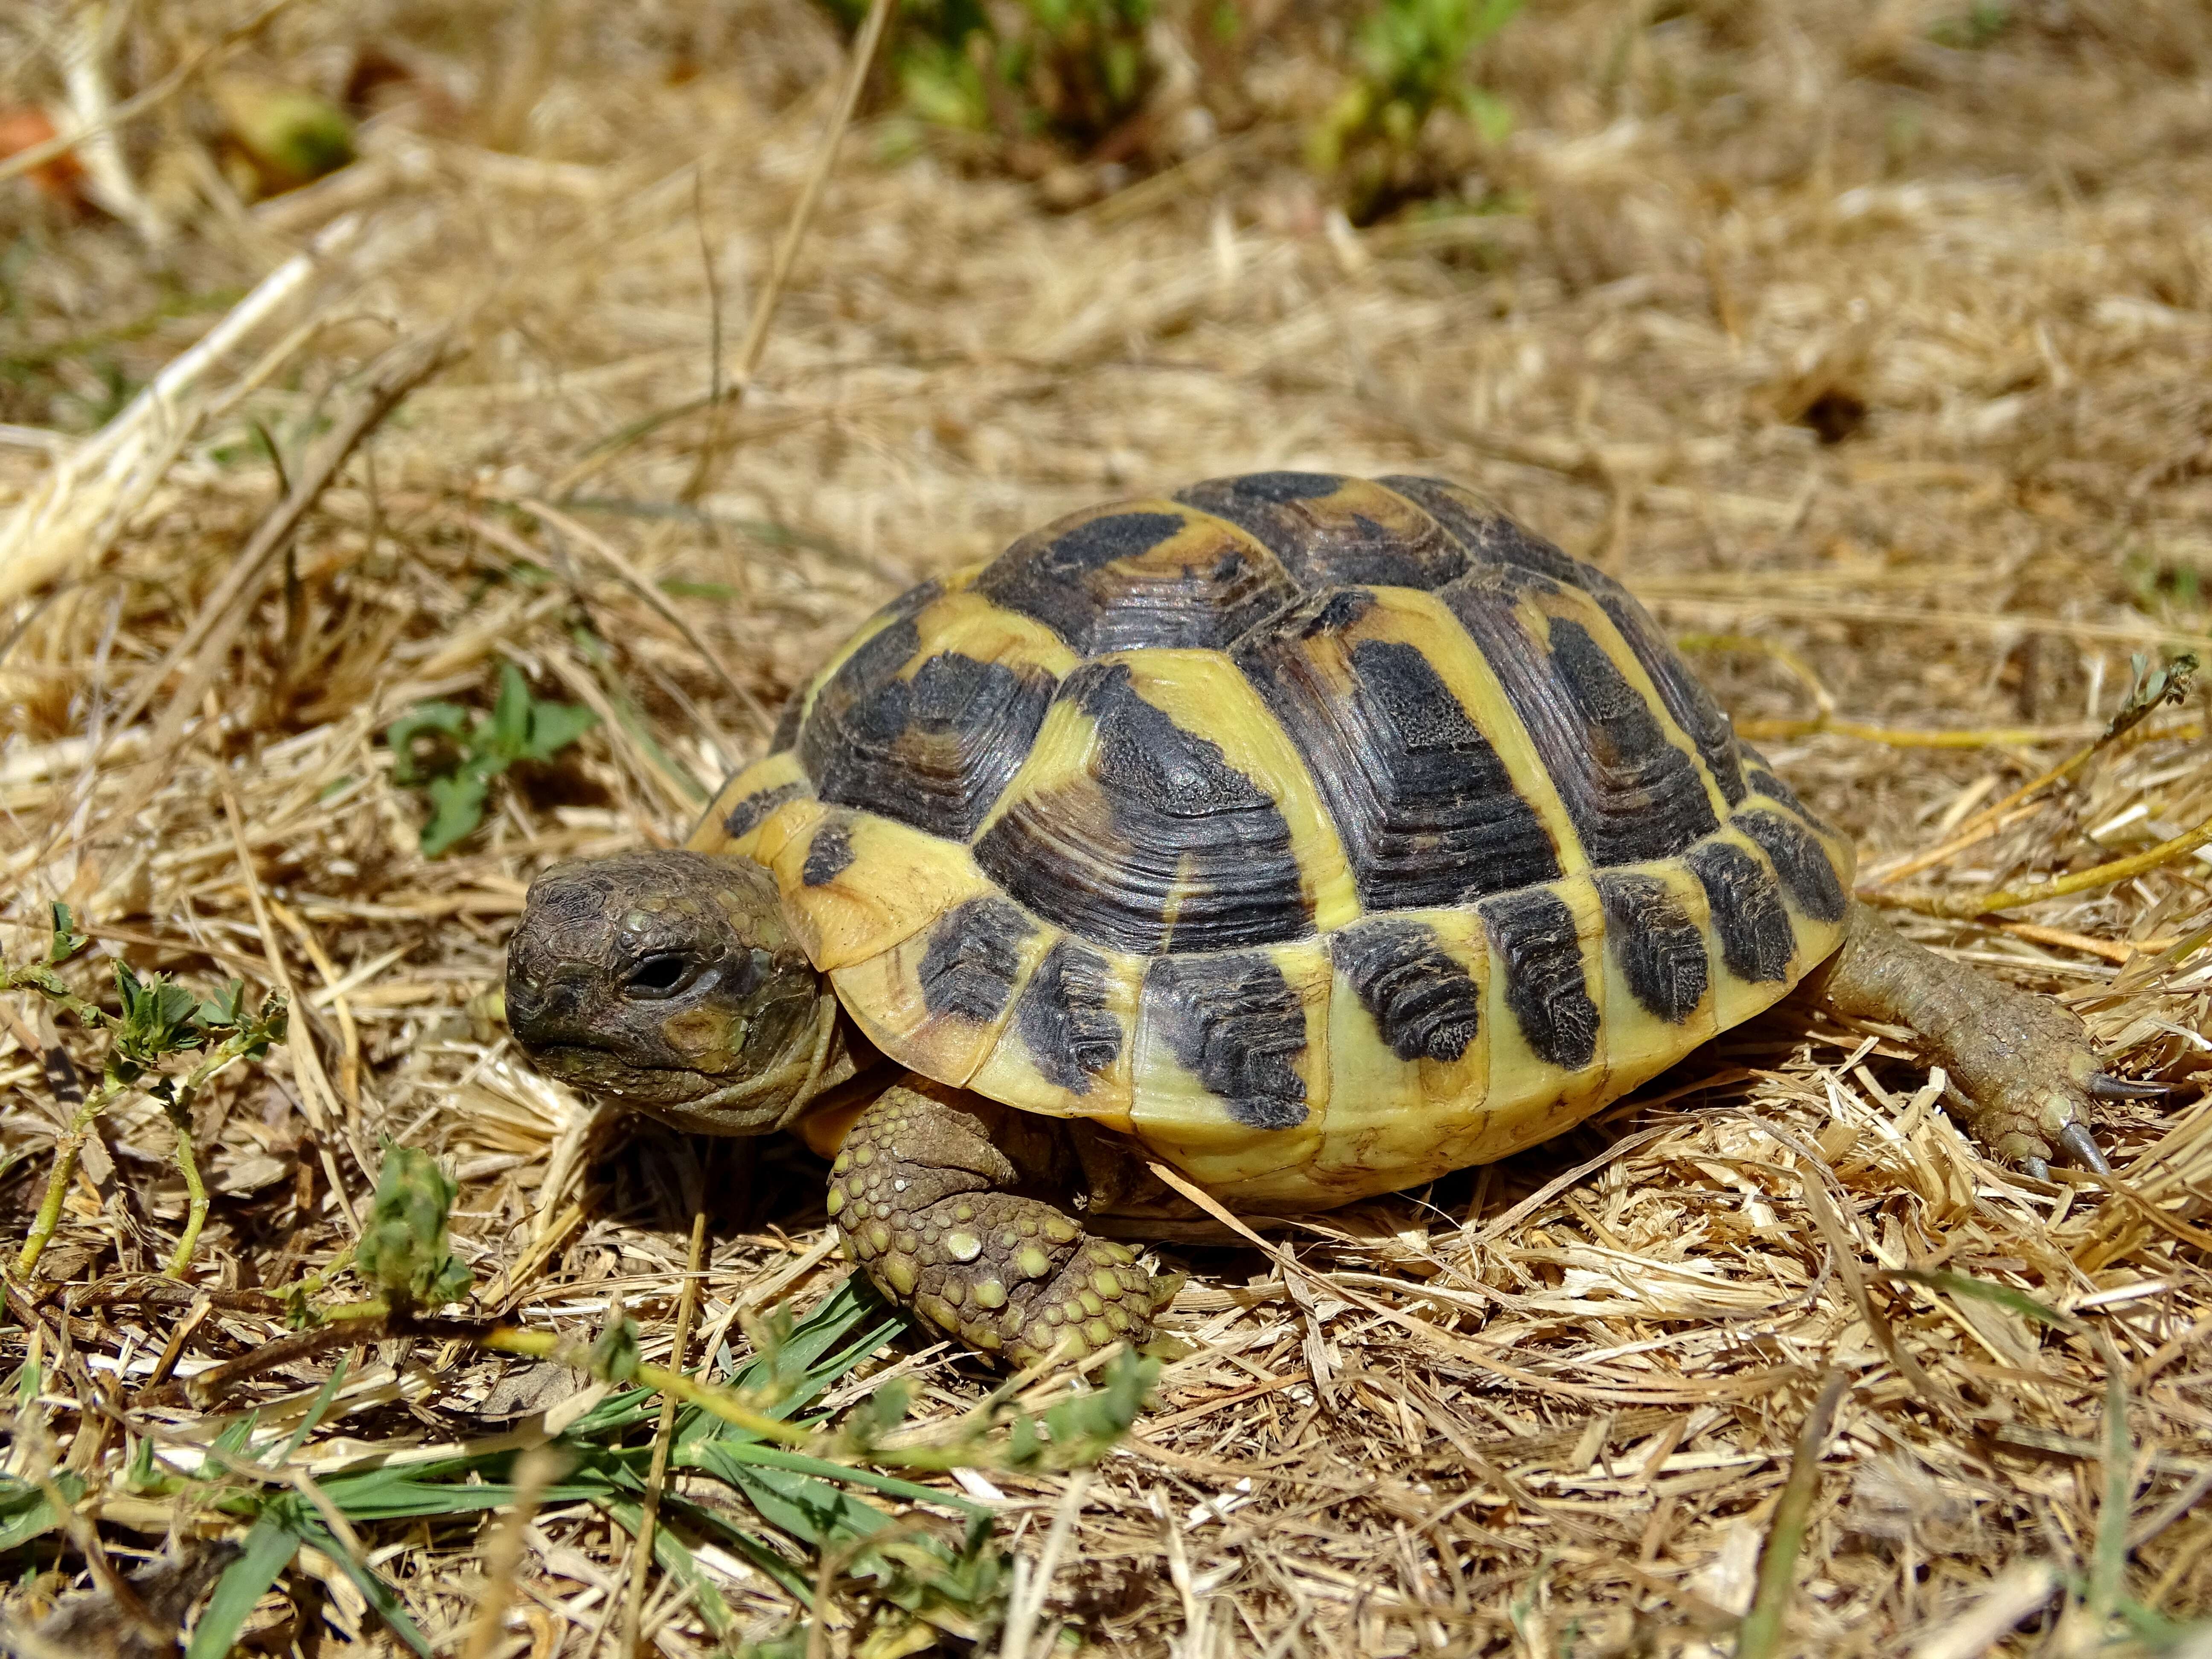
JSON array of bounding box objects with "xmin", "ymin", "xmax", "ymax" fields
[
  {"xmin": 1308, "ymin": 0, "xmax": 1522, "ymax": 223},
  {"xmin": 385, "ymin": 662, "xmax": 597, "ymax": 856},
  {"xmin": 1, "ymin": 903, "xmax": 286, "ymax": 1278}
]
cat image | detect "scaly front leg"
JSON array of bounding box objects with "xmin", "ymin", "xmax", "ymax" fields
[
  {"xmin": 826, "ymin": 1079, "xmax": 1165, "ymax": 1366},
  {"xmin": 1802, "ymin": 903, "xmax": 2165, "ymax": 1178}
]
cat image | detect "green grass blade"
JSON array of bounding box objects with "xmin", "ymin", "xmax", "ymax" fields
[
  {"xmin": 185, "ymin": 1514, "xmax": 299, "ymax": 1659},
  {"xmin": 597, "ymin": 1497, "xmax": 736, "ymax": 1638},
  {"xmin": 2090, "ymin": 1342, "xmax": 2133, "ymax": 1631},
  {"xmin": 0, "ymin": 1473, "xmax": 83, "ymax": 1551},
  {"xmin": 265, "ymin": 1358, "xmax": 349, "ymax": 1469},
  {"xmin": 695, "ymin": 1448, "xmax": 893, "ymax": 1552},
  {"xmin": 296, "ymin": 1519, "xmax": 434, "ymax": 1659},
  {"xmin": 693, "ymin": 1441, "xmax": 984, "ymax": 1519}
]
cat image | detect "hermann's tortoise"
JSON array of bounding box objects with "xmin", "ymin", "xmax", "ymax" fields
[{"xmin": 506, "ymin": 472, "xmax": 2151, "ymax": 1366}]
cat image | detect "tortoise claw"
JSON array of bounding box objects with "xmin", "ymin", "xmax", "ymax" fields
[
  {"xmin": 2087, "ymin": 1072, "xmax": 2170, "ymax": 1103},
  {"xmin": 2021, "ymin": 1156, "xmax": 2052, "ymax": 1184},
  {"xmin": 2056, "ymin": 1120, "xmax": 2110, "ymax": 1176}
]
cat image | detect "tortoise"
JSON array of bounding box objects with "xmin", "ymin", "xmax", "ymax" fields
[{"xmin": 505, "ymin": 472, "xmax": 2149, "ymax": 1367}]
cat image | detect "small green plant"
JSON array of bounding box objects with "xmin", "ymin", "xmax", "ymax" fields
[
  {"xmin": 1307, "ymin": 0, "xmax": 1521, "ymax": 223},
  {"xmin": 1929, "ymin": 2, "xmax": 2011, "ymax": 49},
  {"xmin": 1, "ymin": 903, "xmax": 287, "ymax": 1279},
  {"xmin": 119, "ymin": 1149, "xmax": 1156, "ymax": 1654},
  {"xmin": 820, "ymin": 0, "xmax": 1156, "ymax": 160},
  {"xmin": 385, "ymin": 662, "xmax": 597, "ymax": 856}
]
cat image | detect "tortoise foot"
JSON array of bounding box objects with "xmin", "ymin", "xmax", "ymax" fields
[
  {"xmin": 828, "ymin": 1080, "xmax": 1163, "ymax": 1366},
  {"xmin": 1806, "ymin": 903, "xmax": 2152, "ymax": 1175}
]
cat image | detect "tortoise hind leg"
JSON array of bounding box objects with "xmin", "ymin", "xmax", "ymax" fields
[
  {"xmin": 1802, "ymin": 902, "xmax": 2148, "ymax": 1177},
  {"xmin": 826, "ymin": 1079, "xmax": 1163, "ymax": 1366}
]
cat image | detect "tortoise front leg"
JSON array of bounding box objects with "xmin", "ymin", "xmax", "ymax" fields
[
  {"xmin": 826, "ymin": 1079, "xmax": 1163, "ymax": 1365},
  {"xmin": 1802, "ymin": 902, "xmax": 2161, "ymax": 1177}
]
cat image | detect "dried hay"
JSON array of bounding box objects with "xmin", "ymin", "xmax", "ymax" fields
[{"xmin": 3, "ymin": 0, "xmax": 2211, "ymax": 1653}]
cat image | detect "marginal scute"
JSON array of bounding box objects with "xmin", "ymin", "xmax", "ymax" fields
[
  {"xmin": 1480, "ymin": 884, "xmax": 1601, "ymax": 1073},
  {"xmin": 1685, "ymin": 838, "xmax": 1796, "ymax": 984},
  {"xmin": 801, "ymin": 819, "xmax": 854, "ymax": 887},
  {"xmin": 1595, "ymin": 871, "xmax": 1709, "ymax": 1025},
  {"xmin": 1141, "ymin": 950, "xmax": 1310, "ymax": 1129},
  {"xmin": 918, "ymin": 897, "xmax": 1037, "ymax": 1023},
  {"xmin": 1013, "ymin": 937, "xmax": 1124, "ymax": 1095},
  {"xmin": 1178, "ymin": 473, "xmax": 1470, "ymax": 592},
  {"xmin": 1736, "ymin": 807, "xmax": 1848, "ymax": 923},
  {"xmin": 1330, "ymin": 916, "xmax": 1480, "ymax": 1062}
]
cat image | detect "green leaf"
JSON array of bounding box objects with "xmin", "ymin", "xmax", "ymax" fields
[
  {"xmin": 47, "ymin": 902, "xmax": 88, "ymax": 965},
  {"xmin": 353, "ymin": 1146, "xmax": 472, "ymax": 1308},
  {"xmin": 0, "ymin": 1472, "xmax": 83, "ymax": 1552},
  {"xmin": 489, "ymin": 663, "xmax": 533, "ymax": 759},
  {"xmin": 418, "ymin": 767, "xmax": 492, "ymax": 857},
  {"xmin": 383, "ymin": 703, "xmax": 471, "ymax": 786},
  {"xmin": 519, "ymin": 697, "xmax": 597, "ymax": 763},
  {"xmin": 1882, "ymin": 1268, "xmax": 2085, "ymax": 1334},
  {"xmin": 185, "ymin": 1513, "xmax": 299, "ymax": 1659}
]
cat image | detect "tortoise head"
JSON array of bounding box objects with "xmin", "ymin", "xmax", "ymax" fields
[{"xmin": 505, "ymin": 850, "xmax": 833, "ymax": 1134}]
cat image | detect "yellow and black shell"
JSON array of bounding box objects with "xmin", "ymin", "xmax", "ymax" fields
[{"xmin": 699, "ymin": 474, "xmax": 1854, "ymax": 1208}]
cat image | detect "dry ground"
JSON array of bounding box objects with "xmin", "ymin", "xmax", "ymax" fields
[{"xmin": 3, "ymin": 0, "xmax": 2212, "ymax": 1653}]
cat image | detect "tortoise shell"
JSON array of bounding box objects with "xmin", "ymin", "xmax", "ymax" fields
[{"xmin": 698, "ymin": 474, "xmax": 1854, "ymax": 1207}]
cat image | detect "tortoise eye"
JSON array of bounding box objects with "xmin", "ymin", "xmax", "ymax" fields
[{"xmin": 624, "ymin": 952, "xmax": 699, "ymax": 998}]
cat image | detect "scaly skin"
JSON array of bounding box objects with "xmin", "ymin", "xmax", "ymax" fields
[
  {"xmin": 1804, "ymin": 902, "xmax": 2125, "ymax": 1177},
  {"xmin": 825, "ymin": 1080, "xmax": 1167, "ymax": 1366}
]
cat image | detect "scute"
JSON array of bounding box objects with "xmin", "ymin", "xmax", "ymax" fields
[{"xmin": 706, "ymin": 472, "xmax": 1855, "ymax": 1209}]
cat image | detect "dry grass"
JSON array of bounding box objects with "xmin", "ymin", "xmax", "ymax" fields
[{"xmin": 3, "ymin": 0, "xmax": 2212, "ymax": 1653}]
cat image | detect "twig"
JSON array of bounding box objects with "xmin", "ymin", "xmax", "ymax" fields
[
  {"xmin": 461, "ymin": 1445, "xmax": 568, "ymax": 1659},
  {"xmin": 1735, "ymin": 1368, "xmax": 1849, "ymax": 1659},
  {"xmin": 723, "ymin": 0, "xmax": 896, "ymax": 396},
  {"xmin": 511, "ymin": 498, "xmax": 771, "ymax": 734},
  {"xmin": 619, "ymin": 1205, "xmax": 707, "ymax": 1659},
  {"xmin": 1867, "ymin": 809, "xmax": 2212, "ymax": 919}
]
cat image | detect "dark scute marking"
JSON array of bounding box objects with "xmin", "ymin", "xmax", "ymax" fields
[
  {"xmin": 1479, "ymin": 887, "xmax": 1599, "ymax": 1071},
  {"xmin": 1593, "ymin": 591, "xmax": 1748, "ymax": 806},
  {"xmin": 1739, "ymin": 747, "xmax": 1832, "ymax": 831},
  {"xmin": 723, "ymin": 780, "xmax": 802, "ymax": 840},
  {"xmin": 975, "ymin": 661, "xmax": 1310, "ymax": 954},
  {"xmin": 917, "ymin": 897, "xmax": 1036, "ymax": 1023},
  {"xmin": 1015, "ymin": 939, "xmax": 1123, "ymax": 1094},
  {"xmin": 975, "ymin": 510, "xmax": 1294, "ymax": 652},
  {"xmin": 1735, "ymin": 809, "xmax": 1847, "ymax": 923},
  {"xmin": 1332, "ymin": 917, "xmax": 1481, "ymax": 1062},
  {"xmin": 1685, "ymin": 840, "xmax": 1796, "ymax": 984},
  {"xmin": 1444, "ymin": 582, "xmax": 1718, "ymax": 869},
  {"xmin": 1179, "ymin": 474, "xmax": 1468, "ymax": 592},
  {"xmin": 1209, "ymin": 471, "xmax": 1342, "ymax": 503},
  {"xmin": 768, "ymin": 690, "xmax": 805, "ymax": 754},
  {"xmin": 800, "ymin": 615, "xmax": 1057, "ymax": 842},
  {"xmin": 1380, "ymin": 476, "xmax": 1583, "ymax": 584},
  {"xmin": 1595, "ymin": 873, "xmax": 1708, "ymax": 1025},
  {"xmin": 1147, "ymin": 953, "xmax": 1309, "ymax": 1128},
  {"xmin": 1304, "ymin": 587, "xmax": 1374, "ymax": 634},
  {"xmin": 1238, "ymin": 612, "xmax": 1560, "ymax": 909},
  {"xmin": 800, "ymin": 820, "xmax": 853, "ymax": 887}
]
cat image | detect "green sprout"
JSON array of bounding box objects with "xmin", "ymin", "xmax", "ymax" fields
[
  {"xmin": 3, "ymin": 903, "xmax": 287, "ymax": 1279},
  {"xmin": 352, "ymin": 1145, "xmax": 473, "ymax": 1312},
  {"xmin": 385, "ymin": 662, "xmax": 597, "ymax": 856},
  {"xmin": 1307, "ymin": 0, "xmax": 1522, "ymax": 223}
]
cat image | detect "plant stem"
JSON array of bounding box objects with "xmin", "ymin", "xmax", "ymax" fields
[
  {"xmin": 15, "ymin": 1080, "xmax": 120, "ymax": 1279},
  {"xmin": 161, "ymin": 1097, "xmax": 210, "ymax": 1280}
]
